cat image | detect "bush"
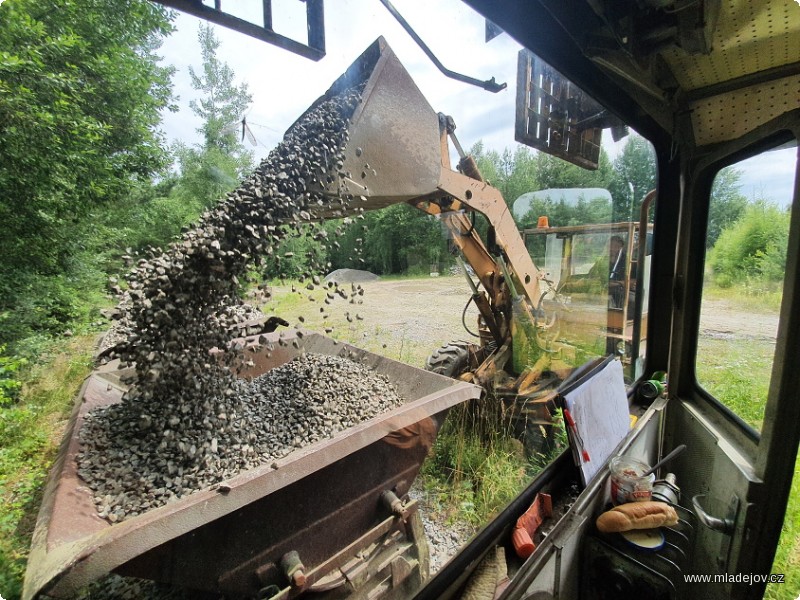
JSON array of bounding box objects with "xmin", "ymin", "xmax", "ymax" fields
[
  {"xmin": 709, "ymin": 201, "xmax": 790, "ymax": 286},
  {"xmin": 715, "ymin": 272, "xmax": 734, "ymax": 289},
  {"xmin": 0, "ymin": 346, "xmax": 26, "ymax": 407},
  {"xmin": 0, "ymin": 275, "xmax": 82, "ymax": 346}
]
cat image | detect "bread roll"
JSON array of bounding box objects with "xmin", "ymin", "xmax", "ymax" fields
[{"xmin": 596, "ymin": 501, "xmax": 678, "ymax": 533}]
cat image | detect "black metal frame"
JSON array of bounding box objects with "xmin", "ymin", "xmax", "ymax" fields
[
  {"xmin": 378, "ymin": 0, "xmax": 506, "ymax": 93},
  {"xmin": 154, "ymin": 0, "xmax": 325, "ymax": 61}
]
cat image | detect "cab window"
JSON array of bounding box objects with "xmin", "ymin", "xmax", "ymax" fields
[{"xmin": 696, "ymin": 145, "xmax": 796, "ymax": 432}]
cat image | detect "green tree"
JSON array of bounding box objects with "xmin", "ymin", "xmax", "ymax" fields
[
  {"xmin": 709, "ymin": 200, "xmax": 790, "ymax": 286},
  {"xmin": 520, "ymin": 150, "xmax": 615, "ymax": 227},
  {"xmin": 517, "ymin": 192, "xmax": 613, "ymax": 229},
  {"xmin": 472, "ymin": 143, "xmax": 539, "ymax": 210},
  {"xmin": 261, "ymin": 225, "xmax": 330, "ymax": 279},
  {"xmin": 607, "ymin": 134, "xmax": 657, "ymax": 222},
  {"xmin": 0, "ymin": 0, "xmax": 174, "ymax": 345},
  {"xmin": 471, "ymin": 141, "xmax": 501, "ymax": 184},
  {"xmin": 707, "ymin": 166, "xmax": 748, "ymax": 248},
  {"xmin": 326, "ymin": 205, "xmax": 447, "ymax": 276},
  {"xmin": 173, "ymin": 23, "xmax": 254, "ymax": 206},
  {"xmin": 190, "ymin": 24, "xmax": 253, "ymax": 155},
  {"xmin": 77, "ymin": 178, "xmax": 205, "ymax": 278},
  {"xmin": 533, "ymin": 150, "xmax": 613, "ymax": 191},
  {"xmin": 472, "ymin": 140, "xmax": 615, "ymax": 227}
]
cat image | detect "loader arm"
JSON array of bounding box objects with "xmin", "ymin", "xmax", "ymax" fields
[
  {"xmin": 311, "ymin": 37, "xmax": 552, "ymax": 364},
  {"xmin": 434, "ymin": 166, "xmax": 542, "ymax": 306},
  {"xmin": 410, "ymin": 161, "xmax": 545, "ymax": 351}
]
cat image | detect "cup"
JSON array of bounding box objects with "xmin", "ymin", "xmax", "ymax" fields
[{"xmin": 609, "ymin": 456, "xmax": 655, "ymax": 505}]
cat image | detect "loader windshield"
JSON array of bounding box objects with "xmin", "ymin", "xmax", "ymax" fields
[
  {"xmin": 525, "ymin": 222, "xmax": 654, "ymax": 380},
  {"xmin": 23, "ymin": 3, "xmax": 658, "ymax": 598}
]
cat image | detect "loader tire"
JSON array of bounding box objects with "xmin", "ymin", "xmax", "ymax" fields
[{"xmin": 425, "ymin": 341, "xmax": 472, "ymax": 379}]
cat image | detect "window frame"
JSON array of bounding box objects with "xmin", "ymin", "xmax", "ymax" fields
[{"xmin": 678, "ymin": 125, "xmax": 798, "ymax": 451}]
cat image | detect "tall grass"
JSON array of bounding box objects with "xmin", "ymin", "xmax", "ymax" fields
[
  {"xmin": 702, "ymin": 278, "xmax": 784, "ymax": 312},
  {"xmin": 0, "ymin": 336, "xmax": 95, "ymax": 599},
  {"xmin": 420, "ymin": 395, "xmax": 567, "ymax": 528}
]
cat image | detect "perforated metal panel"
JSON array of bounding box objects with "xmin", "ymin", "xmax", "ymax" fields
[
  {"xmin": 656, "ymin": 0, "xmax": 800, "ymax": 145},
  {"xmin": 691, "ymin": 74, "xmax": 800, "ymax": 144},
  {"xmin": 662, "ymin": 0, "xmax": 800, "ymax": 90}
]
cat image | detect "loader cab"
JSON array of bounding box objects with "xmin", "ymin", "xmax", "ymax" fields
[
  {"xmin": 177, "ymin": 2, "xmax": 795, "ymax": 598},
  {"xmin": 523, "ymin": 221, "xmax": 653, "ymax": 379},
  {"xmin": 443, "ymin": 1, "xmax": 799, "ymax": 599},
  {"xmin": 26, "ymin": 2, "xmax": 796, "ymax": 599}
]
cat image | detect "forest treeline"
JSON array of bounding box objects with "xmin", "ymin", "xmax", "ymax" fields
[{"xmin": 0, "ymin": 0, "xmax": 788, "ymax": 369}]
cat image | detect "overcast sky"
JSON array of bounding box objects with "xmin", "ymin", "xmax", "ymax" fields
[{"xmin": 156, "ymin": 0, "xmax": 796, "ymax": 207}]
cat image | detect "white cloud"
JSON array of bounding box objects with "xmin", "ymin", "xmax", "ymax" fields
[{"xmin": 734, "ymin": 148, "xmax": 796, "ymax": 207}]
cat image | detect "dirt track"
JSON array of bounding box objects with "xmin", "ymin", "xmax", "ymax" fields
[
  {"xmin": 697, "ymin": 297, "xmax": 779, "ymax": 341},
  {"xmin": 266, "ymin": 275, "xmax": 480, "ymax": 368},
  {"xmin": 265, "ymin": 276, "xmax": 779, "ymax": 367}
]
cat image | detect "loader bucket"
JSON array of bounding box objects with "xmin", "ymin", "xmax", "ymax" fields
[{"xmin": 297, "ymin": 36, "xmax": 445, "ymax": 213}]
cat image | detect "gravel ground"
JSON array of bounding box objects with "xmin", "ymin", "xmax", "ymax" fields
[
  {"xmin": 409, "ymin": 481, "xmax": 477, "ymax": 574},
  {"xmin": 263, "ymin": 274, "xmax": 479, "ymax": 368}
]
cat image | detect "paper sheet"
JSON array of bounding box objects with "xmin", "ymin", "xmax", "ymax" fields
[{"xmin": 562, "ymin": 358, "xmax": 630, "ymax": 485}]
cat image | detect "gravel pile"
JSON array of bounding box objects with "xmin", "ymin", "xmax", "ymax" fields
[
  {"xmin": 78, "ymin": 83, "xmax": 375, "ymax": 521},
  {"xmin": 234, "ymin": 353, "xmax": 404, "ymax": 449},
  {"xmin": 78, "ymin": 353, "xmax": 404, "ymax": 521},
  {"xmin": 324, "ymin": 268, "xmax": 379, "ymax": 284}
]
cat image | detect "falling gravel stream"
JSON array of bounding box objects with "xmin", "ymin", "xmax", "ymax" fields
[{"xmin": 77, "ymin": 85, "xmax": 405, "ymax": 521}]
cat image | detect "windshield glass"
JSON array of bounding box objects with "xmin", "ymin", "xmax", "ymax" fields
[{"xmin": 109, "ymin": 1, "xmax": 657, "ymax": 595}]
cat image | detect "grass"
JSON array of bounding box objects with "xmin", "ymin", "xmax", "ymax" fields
[
  {"xmin": 0, "ymin": 335, "xmax": 95, "ymax": 600},
  {"xmin": 696, "ymin": 337, "xmax": 774, "ymax": 430},
  {"xmin": 697, "ymin": 285, "xmax": 799, "ymax": 600},
  {"xmin": 420, "ymin": 395, "xmax": 568, "ymax": 529},
  {"xmin": 702, "ymin": 278, "xmax": 784, "ymax": 313},
  {"xmin": 768, "ymin": 463, "xmax": 800, "ymax": 600}
]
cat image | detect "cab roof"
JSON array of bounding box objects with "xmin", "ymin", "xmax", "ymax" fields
[{"xmin": 467, "ymin": 0, "xmax": 800, "ymax": 148}]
